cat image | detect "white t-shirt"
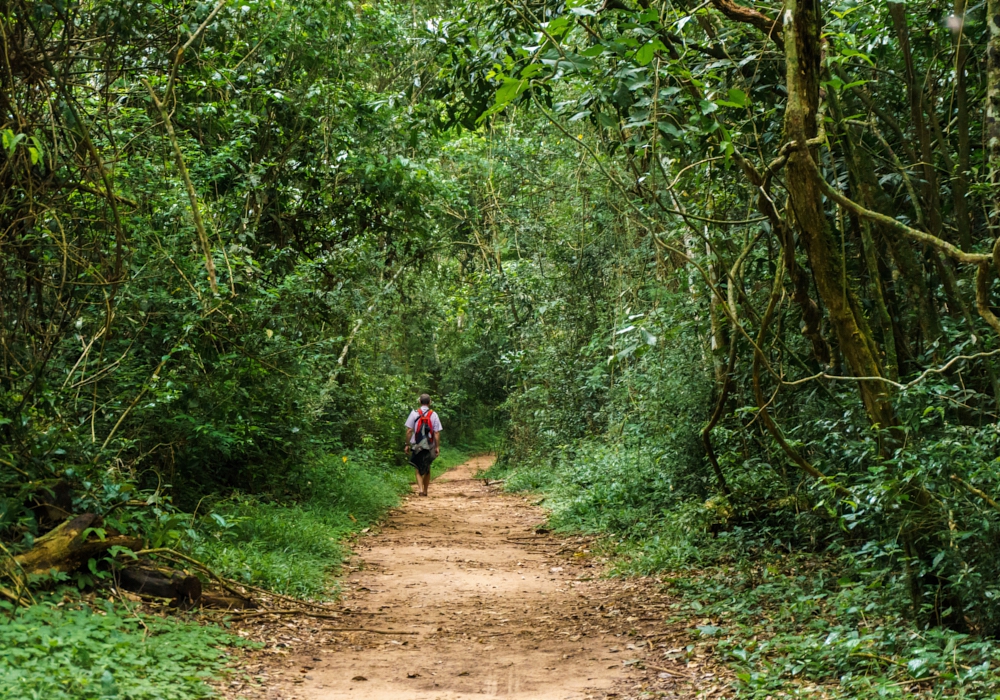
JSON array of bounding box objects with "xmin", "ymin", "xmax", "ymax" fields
[{"xmin": 405, "ymin": 407, "xmax": 443, "ymax": 444}]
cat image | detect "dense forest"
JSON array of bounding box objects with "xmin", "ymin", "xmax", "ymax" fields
[{"xmin": 3, "ymin": 0, "xmax": 1000, "ymax": 696}]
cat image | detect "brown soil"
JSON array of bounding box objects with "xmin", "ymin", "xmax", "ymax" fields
[{"xmin": 222, "ymin": 456, "xmax": 730, "ymax": 699}]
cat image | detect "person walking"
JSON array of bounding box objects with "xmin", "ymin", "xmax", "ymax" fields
[{"xmin": 404, "ymin": 394, "xmax": 442, "ymax": 496}]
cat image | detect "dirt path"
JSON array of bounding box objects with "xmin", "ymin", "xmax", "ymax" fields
[{"xmin": 229, "ymin": 456, "xmax": 730, "ymax": 700}]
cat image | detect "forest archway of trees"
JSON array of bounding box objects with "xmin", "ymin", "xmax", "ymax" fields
[{"xmin": 4, "ymin": 0, "xmax": 1000, "ymax": 694}]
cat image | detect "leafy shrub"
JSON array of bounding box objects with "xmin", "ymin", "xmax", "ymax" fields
[{"xmin": 0, "ymin": 598, "xmax": 242, "ymax": 700}]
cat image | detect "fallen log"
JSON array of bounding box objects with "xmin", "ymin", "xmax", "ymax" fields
[
  {"xmin": 133, "ymin": 547, "xmax": 258, "ymax": 606},
  {"xmin": 3, "ymin": 513, "xmax": 142, "ymax": 581},
  {"xmin": 118, "ymin": 566, "xmax": 202, "ymax": 606},
  {"xmin": 114, "ymin": 565, "xmax": 253, "ymax": 609}
]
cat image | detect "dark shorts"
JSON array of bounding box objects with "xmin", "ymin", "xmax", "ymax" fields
[{"xmin": 409, "ymin": 449, "xmax": 435, "ymax": 476}]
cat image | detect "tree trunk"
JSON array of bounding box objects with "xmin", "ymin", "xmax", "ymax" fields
[
  {"xmin": 702, "ymin": 338, "xmax": 735, "ymax": 496},
  {"xmin": 826, "ymin": 94, "xmax": 899, "ymax": 379},
  {"xmin": 118, "ymin": 566, "xmax": 203, "ymax": 606},
  {"xmin": 952, "ymin": 0, "xmax": 973, "ymax": 250},
  {"xmin": 836, "ymin": 93, "xmax": 944, "ymax": 350},
  {"xmin": 782, "ymin": 0, "xmax": 896, "ymax": 434},
  {"xmin": 858, "ymin": 217, "xmax": 899, "ymax": 381},
  {"xmin": 842, "ymin": 131, "xmax": 943, "ymax": 350}
]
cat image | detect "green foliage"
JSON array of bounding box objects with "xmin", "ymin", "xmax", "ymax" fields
[
  {"xmin": 8, "ymin": 0, "xmax": 1000, "ymax": 695},
  {"xmin": 0, "ymin": 0, "xmax": 505, "ymax": 556},
  {"xmin": 666, "ymin": 560, "xmax": 1000, "ymax": 698},
  {"xmin": 0, "ymin": 598, "xmax": 244, "ymax": 700},
  {"xmin": 192, "ymin": 451, "xmax": 413, "ymax": 597},
  {"xmin": 0, "ymin": 0, "xmax": 486, "ymax": 508}
]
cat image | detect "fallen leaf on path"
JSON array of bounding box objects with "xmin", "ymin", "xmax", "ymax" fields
[{"xmin": 352, "ymin": 676, "xmax": 367, "ymax": 681}]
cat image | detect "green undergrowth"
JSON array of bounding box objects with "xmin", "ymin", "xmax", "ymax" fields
[
  {"xmin": 191, "ymin": 450, "xmax": 410, "ymax": 597},
  {"xmin": 192, "ymin": 445, "xmax": 475, "ymax": 598},
  {"xmin": 0, "ymin": 595, "xmax": 248, "ymax": 700},
  {"xmin": 485, "ymin": 442, "xmax": 1000, "ymax": 699},
  {"xmin": 655, "ymin": 559, "xmax": 1000, "ymax": 699}
]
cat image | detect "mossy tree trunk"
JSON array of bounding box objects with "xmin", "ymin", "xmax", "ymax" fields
[{"xmin": 782, "ymin": 0, "xmax": 897, "ymax": 436}]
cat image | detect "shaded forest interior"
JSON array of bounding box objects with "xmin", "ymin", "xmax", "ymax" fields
[{"xmin": 3, "ymin": 0, "xmax": 1000, "ymax": 696}]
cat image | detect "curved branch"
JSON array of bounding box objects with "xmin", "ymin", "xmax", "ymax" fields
[
  {"xmin": 709, "ymin": 0, "xmax": 784, "ymax": 49},
  {"xmin": 783, "ymin": 348, "xmax": 1000, "ymax": 390},
  {"xmin": 802, "ymin": 146, "xmax": 988, "ymax": 266}
]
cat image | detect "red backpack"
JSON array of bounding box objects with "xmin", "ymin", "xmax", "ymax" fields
[{"xmin": 413, "ymin": 409, "xmax": 436, "ymax": 452}]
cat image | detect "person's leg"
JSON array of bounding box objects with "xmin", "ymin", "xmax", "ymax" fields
[
  {"xmin": 420, "ymin": 453, "xmax": 432, "ymax": 495},
  {"xmin": 413, "ymin": 452, "xmax": 426, "ymax": 495}
]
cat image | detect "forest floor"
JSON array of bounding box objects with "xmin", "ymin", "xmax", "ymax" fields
[{"xmin": 219, "ymin": 455, "xmax": 731, "ymax": 700}]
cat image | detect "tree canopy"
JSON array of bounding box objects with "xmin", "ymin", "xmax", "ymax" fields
[{"xmin": 5, "ymin": 0, "xmax": 1000, "ymax": 693}]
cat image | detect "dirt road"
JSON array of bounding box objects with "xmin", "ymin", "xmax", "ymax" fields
[{"xmin": 234, "ymin": 456, "xmax": 728, "ymax": 700}]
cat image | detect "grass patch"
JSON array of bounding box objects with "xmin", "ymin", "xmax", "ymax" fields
[
  {"xmin": 0, "ymin": 597, "xmax": 245, "ymax": 700},
  {"xmin": 192, "ymin": 451, "xmax": 411, "ymax": 598}
]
